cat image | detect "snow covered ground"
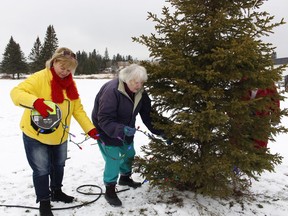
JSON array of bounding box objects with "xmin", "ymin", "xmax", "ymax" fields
[{"xmin": 1, "ymin": 78, "xmax": 288, "ymax": 216}]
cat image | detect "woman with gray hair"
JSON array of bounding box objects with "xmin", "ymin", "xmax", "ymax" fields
[{"xmin": 91, "ymin": 63, "xmax": 163, "ymax": 206}]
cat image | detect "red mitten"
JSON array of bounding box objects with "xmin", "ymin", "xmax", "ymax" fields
[
  {"xmin": 88, "ymin": 128, "xmax": 100, "ymax": 140},
  {"xmin": 33, "ymin": 98, "xmax": 53, "ymax": 118}
]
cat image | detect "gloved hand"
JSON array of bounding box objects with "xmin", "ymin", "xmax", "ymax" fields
[
  {"xmin": 124, "ymin": 126, "xmax": 136, "ymax": 137},
  {"xmin": 88, "ymin": 128, "xmax": 100, "ymax": 140},
  {"xmin": 33, "ymin": 98, "xmax": 53, "ymax": 118}
]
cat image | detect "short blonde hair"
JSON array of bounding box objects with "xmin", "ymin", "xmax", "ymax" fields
[
  {"xmin": 46, "ymin": 47, "xmax": 78, "ymax": 72},
  {"xmin": 119, "ymin": 64, "xmax": 148, "ymax": 83}
]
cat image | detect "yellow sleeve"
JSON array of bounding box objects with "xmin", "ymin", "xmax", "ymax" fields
[
  {"xmin": 72, "ymin": 98, "xmax": 95, "ymax": 134},
  {"xmin": 10, "ymin": 74, "xmax": 41, "ymax": 109}
]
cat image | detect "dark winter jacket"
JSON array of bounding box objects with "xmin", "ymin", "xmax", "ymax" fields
[{"xmin": 91, "ymin": 78, "xmax": 162, "ymax": 146}]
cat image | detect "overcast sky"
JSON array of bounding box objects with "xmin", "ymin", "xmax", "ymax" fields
[{"xmin": 0, "ymin": 0, "xmax": 287, "ymax": 61}]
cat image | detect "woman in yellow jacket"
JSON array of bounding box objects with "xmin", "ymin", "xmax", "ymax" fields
[{"xmin": 10, "ymin": 47, "xmax": 99, "ymax": 216}]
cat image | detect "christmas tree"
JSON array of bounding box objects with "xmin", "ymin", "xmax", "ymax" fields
[{"xmin": 133, "ymin": 0, "xmax": 287, "ymax": 197}]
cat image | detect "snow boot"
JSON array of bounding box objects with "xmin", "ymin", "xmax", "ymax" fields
[
  {"xmin": 118, "ymin": 175, "xmax": 142, "ymax": 188},
  {"xmin": 105, "ymin": 185, "xmax": 122, "ymax": 206},
  {"xmin": 39, "ymin": 200, "xmax": 53, "ymax": 216},
  {"xmin": 51, "ymin": 188, "xmax": 74, "ymax": 203}
]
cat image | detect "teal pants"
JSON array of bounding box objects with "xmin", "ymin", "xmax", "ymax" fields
[{"xmin": 97, "ymin": 140, "xmax": 136, "ymax": 185}]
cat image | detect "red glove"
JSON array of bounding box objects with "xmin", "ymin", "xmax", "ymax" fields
[
  {"xmin": 88, "ymin": 128, "xmax": 100, "ymax": 140},
  {"xmin": 33, "ymin": 98, "xmax": 53, "ymax": 118}
]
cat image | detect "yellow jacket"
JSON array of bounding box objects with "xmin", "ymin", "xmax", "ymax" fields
[{"xmin": 10, "ymin": 68, "xmax": 95, "ymax": 145}]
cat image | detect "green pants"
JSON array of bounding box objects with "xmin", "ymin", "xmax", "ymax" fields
[{"xmin": 97, "ymin": 140, "xmax": 136, "ymax": 185}]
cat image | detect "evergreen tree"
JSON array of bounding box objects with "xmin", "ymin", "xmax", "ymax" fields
[
  {"xmin": 28, "ymin": 36, "xmax": 42, "ymax": 72},
  {"xmin": 104, "ymin": 47, "xmax": 112, "ymax": 69},
  {"xmin": 125, "ymin": 55, "xmax": 133, "ymax": 62},
  {"xmin": 39, "ymin": 25, "xmax": 58, "ymax": 67},
  {"xmin": 75, "ymin": 49, "xmax": 104, "ymax": 74},
  {"xmin": 104, "ymin": 47, "xmax": 110, "ymax": 61},
  {"xmin": 0, "ymin": 36, "xmax": 27, "ymax": 79},
  {"xmin": 113, "ymin": 53, "xmax": 124, "ymax": 62},
  {"xmin": 88, "ymin": 49, "xmax": 99, "ymax": 74},
  {"xmin": 133, "ymin": 0, "xmax": 287, "ymax": 197},
  {"xmin": 75, "ymin": 50, "xmax": 88, "ymax": 75}
]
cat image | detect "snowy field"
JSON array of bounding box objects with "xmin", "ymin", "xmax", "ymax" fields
[{"xmin": 1, "ymin": 78, "xmax": 288, "ymax": 216}]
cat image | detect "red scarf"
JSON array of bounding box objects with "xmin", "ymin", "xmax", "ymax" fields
[{"xmin": 50, "ymin": 67, "xmax": 79, "ymax": 103}]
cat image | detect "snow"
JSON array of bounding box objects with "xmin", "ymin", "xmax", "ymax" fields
[{"xmin": 1, "ymin": 78, "xmax": 288, "ymax": 216}]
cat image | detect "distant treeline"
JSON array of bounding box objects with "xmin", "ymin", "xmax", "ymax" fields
[{"xmin": 0, "ymin": 25, "xmax": 135, "ymax": 79}]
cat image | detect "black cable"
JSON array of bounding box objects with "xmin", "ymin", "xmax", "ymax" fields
[
  {"xmin": 59, "ymin": 99, "xmax": 70, "ymax": 145},
  {"xmin": 0, "ymin": 184, "xmax": 129, "ymax": 211}
]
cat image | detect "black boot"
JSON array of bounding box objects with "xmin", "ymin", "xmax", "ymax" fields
[
  {"xmin": 39, "ymin": 200, "xmax": 53, "ymax": 216},
  {"xmin": 118, "ymin": 175, "xmax": 142, "ymax": 188},
  {"xmin": 51, "ymin": 188, "xmax": 74, "ymax": 203},
  {"xmin": 105, "ymin": 185, "xmax": 122, "ymax": 206}
]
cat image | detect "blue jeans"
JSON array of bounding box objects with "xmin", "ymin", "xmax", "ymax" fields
[
  {"xmin": 23, "ymin": 133, "xmax": 67, "ymax": 203},
  {"xmin": 97, "ymin": 140, "xmax": 136, "ymax": 185}
]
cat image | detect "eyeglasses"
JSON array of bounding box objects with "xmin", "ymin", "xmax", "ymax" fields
[{"xmin": 62, "ymin": 51, "xmax": 77, "ymax": 59}]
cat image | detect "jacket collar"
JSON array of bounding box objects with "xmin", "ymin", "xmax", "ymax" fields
[{"xmin": 118, "ymin": 79, "xmax": 144, "ymax": 111}]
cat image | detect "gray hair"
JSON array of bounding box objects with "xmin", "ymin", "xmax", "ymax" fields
[{"xmin": 118, "ymin": 64, "xmax": 148, "ymax": 83}]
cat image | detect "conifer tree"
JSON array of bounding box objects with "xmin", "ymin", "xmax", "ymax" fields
[
  {"xmin": 75, "ymin": 51, "xmax": 88, "ymax": 75},
  {"xmin": 0, "ymin": 36, "xmax": 27, "ymax": 79},
  {"xmin": 88, "ymin": 49, "xmax": 99, "ymax": 74},
  {"xmin": 104, "ymin": 47, "xmax": 111, "ymax": 69},
  {"xmin": 39, "ymin": 25, "xmax": 58, "ymax": 67},
  {"xmin": 104, "ymin": 47, "xmax": 110, "ymax": 61},
  {"xmin": 113, "ymin": 54, "xmax": 124, "ymax": 62},
  {"xmin": 28, "ymin": 36, "xmax": 42, "ymax": 72},
  {"xmin": 133, "ymin": 0, "xmax": 287, "ymax": 197}
]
